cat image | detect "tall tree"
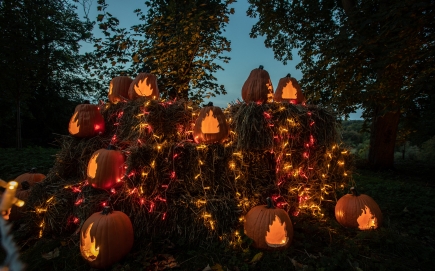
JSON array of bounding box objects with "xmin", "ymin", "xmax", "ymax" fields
[
  {"xmin": 0, "ymin": 0, "xmax": 98, "ymax": 147},
  {"xmin": 247, "ymin": 0, "xmax": 435, "ymax": 168},
  {"xmin": 86, "ymin": 0, "xmax": 234, "ymax": 103}
]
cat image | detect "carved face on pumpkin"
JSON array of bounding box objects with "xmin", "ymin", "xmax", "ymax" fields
[
  {"xmin": 128, "ymin": 72, "xmax": 159, "ymax": 100},
  {"xmin": 273, "ymin": 75, "xmax": 306, "ymax": 104},
  {"xmin": 193, "ymin": 103, "xmax": 229, "ymax": 144},
  {"xmin": 244, "ymin": 198, "xmax": 293, "ymax": 250},
  {"xmin": 335, "ymin": 187, "xmax": 382, "ymax": 230},
  {"xmin": 80, "ymin": 207, "xmax": 133, "ymax": 269}
]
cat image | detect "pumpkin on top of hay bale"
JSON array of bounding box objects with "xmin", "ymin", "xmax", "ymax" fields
[{"xmin": 17, "ymin": 70, "xmax": 352, "ymax": 264}]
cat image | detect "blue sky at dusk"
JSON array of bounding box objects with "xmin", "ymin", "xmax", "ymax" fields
[{"xmin": 78, "ymin": 0, "xmax": 362, "ymax": 120}]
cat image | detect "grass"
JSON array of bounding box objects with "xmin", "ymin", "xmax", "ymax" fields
[{"xmin": 1, "ymin": 148, "xmax": 434, "ymax": 271}]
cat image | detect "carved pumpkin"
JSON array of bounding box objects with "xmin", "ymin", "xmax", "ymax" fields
[
  {"xmin": 68, "ymin": 101, "xmax": 105, "ymax": 137},
  {"xmin": 241, "ymin": 65, "xmax": 274, "ymax": 103},
  {"xmin": 335, "ymin": 187, "xmax": 383, "ymax": 230},
  {"xmin": 193, "ymin": 102, "xmax": 229, "ymax": 144},
  {"xmin": 108, "ymin": 76, "xmax": 133, "ymax": 104},
  {"xmin": 80, "ymin": 206, "xmax": 133, "ymax": 269},
  {"xmin": 128, "ymin": 72, "xmax": 159, "ymax": 100},
  {"xmin": 273, "ymin": 74, "xmax": 306, "ymax": 104},
  {"xmin": 87, "ymin": 145, "xmax": 126, "ymax": 190},
  {"xmin": 244, "ymin": 197, "xmax": 293, "ymax": 250},
  {"xmin": 15, "ymin": 168, "xmax": 45, "ymax": 189},
  {"xmin": 8, "ymin": 181, "xmax": 30, "ymax": 221}
]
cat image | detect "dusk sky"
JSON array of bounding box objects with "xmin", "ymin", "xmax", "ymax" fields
[{"xmin": 79, "ymin": 0, "xmax": 362, "ymax": 119}]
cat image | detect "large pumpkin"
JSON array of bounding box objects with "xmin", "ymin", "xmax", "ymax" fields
[
  {"xmin": 244, "ymin": 197, "xmax": 293, "ymax": 250},
  {"xmin": 80, "ymin": 206, "xmax": 133, "ymax": 269},
  {"xmin": 108, "ymin": 76, "xmax": 133, "ymax": 104},
  {"xmin": 241, "ymin": 65, "xmax": 274, "ymax": 103},
  {"xmin": 87, "ymin": 146, "xmax": 125, "ymax": 190},
  {"xmin": 15, "ymin": 168, "xmax": 45, "ymax": 188},
  {"xmin": 193, "ymin": 102, "xmax": 229, "ymax": 144},
  {"xmin": 68, "ymin": 101, "xmax": 105, "ymax": 137},
  {"xmin": 128, "ymin": 72, "xmax": 159, "ymax": 100},
  {"xmin": 273, "ymin": 74, "xmax": 306, "ymax": 104},
  {"xmin": 335, "ymin": 187, "xmax": 383, "ymax": 230}
]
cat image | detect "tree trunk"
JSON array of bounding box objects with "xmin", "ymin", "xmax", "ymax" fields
[{"xmin": 368, "ymin": 109, "xmax": 400, "ymax": 168}]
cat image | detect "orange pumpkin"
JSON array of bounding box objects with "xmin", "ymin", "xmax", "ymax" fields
[
  {"xmin": 128, "ymin": 72, "xmax": 159, "ymax": 100},
  {"xmin": 87, "ymin": 146, "xmax": 125, "ymax": 190},
  {"xmin": 15, "ymin": 168, "xmax": 45, "ymax": 188},
  {"xmin": 273, "ymin": 74, "xmax": 306, "ymax": 104},
  {"xmin": 241, "ymin": 65, "xmax": 274, "ymax": 103},
  {"xmin": 335, "ymin": 187, "xmax": 383, "ymax": 230},
  {"xmin": 108, "ymin": 76, "xmax": 133, "ymax": 104},
  {"xmin": 68, "ymin": 101, "xmax": 105, "ymax": 137},
  {"xmin": 80, "ymin": 206, "xmax": 134, "ymax": 269},
  {"xmin": 193, "ymin": 102, "xmax": 229, "ymax": 144},
  {"xmin": 244, "ymin": 197, "xmax": 293, "ymax": 250}
]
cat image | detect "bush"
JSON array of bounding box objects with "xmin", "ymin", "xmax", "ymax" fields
[{"xmin": 420, "ymin": 136, "xmax": 435, "ymax": 165}]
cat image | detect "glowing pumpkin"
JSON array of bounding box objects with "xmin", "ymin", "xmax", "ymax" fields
[
  {"xmin": 15, "ymin": 168, "xmax": 45, "ymax": 188},
  {"xmin": 273, "ymin": 74, "xmax": 306, "ymax": 104},
  {"xmin": 335, "ymin": 187, "xmax": 383, "ymax": 230},
  {"xmin": 193, "ymin": 102, "xmax": 229, "ymax": 144},
  {"xmin": 108, "ymin": 76, "xmax": 133, "ymax": 104},
  {"xmin": 68, "ymin": 101, "xmax": 105, "ymax": 137},
  {"xmin": 80, "ymin": 206, "xmax": 133, "ymax": 269},
  {"xmin": 241, "ymin": 65, "xmax": 274, "ymax": 103},
  {"xmin": 87, "ymin": 146, "xmax": 125, "ymax": 190},
  {"xmin": 128, "ymin": 72, "xmax": 159, "ymax": 100},
  {"xmin": 244, "ymin": 197, "xmax": 293, "ymax": 250}
]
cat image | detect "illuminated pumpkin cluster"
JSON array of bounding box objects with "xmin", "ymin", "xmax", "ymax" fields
[
  {"xmin": 193, "ymin": 102, "xmax": 229, "ymax": 144},
  {"xmin": 87, "ymin": 146, "xmax": 126, "ymax": 190},
  {"xmin": 68, "ymin": 101, "xmax": 105, "ymax": 137},
  {"xmin": 274, "ymin": 74, "xmax": 306, "ymax": 104},
  {"xmin": 335, "ymin": 187, "xmax": 383, "ymax": 230},
  {"xmin": 244, "ymin": 197, "xmax": 293, "ymax": 250},
  {"xmin": 241, "ymin": 65, "xmax": 274, "ymax": 103},
  {"xmin": 80, "ymin": 206, "xmax": 133, "ymax": 269}
]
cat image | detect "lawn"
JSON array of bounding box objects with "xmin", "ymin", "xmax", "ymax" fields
[{"xmin": 1, "ymin": 148, "xmax": 434, "ymax": 271}]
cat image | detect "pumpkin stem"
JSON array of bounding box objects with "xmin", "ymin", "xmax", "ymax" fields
[
  {"xmin": 204, "ymin": 102, "xmax": 213, "ymax": 107},
  {"xmin": 286, "ymin": 73, "xmax": 291, "ymax": 78},
  {"xmin": 83, "ymin": 100, "xmax": 90, "ymax": 104},
  {"xmin": 266, "ymin": 197, "xmax": 275, "ymax": 209},
  {"xmin": 259, "ymin": 65, "xmax": 264, "ymax": 70},
  {"xmin": 21, "ymin": 181, "xmax": 30, "ymax": 190},
  {"xmin": 107, "ymin": 144, "xmax": 117, "ymax": 151},
  {"xmin": 350, "ymin": 187, "xmax": 360, "ymax": 196},
  {"xmin": 101, "ymin": 206, "xmax": 113, "ymax": 215},
  {"xmin": 30, "ymin": 167, "xmax": 37, "ymax": 173}
]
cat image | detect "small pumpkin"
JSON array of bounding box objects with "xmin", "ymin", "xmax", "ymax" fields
[
  {"xmin": 244, "ymin": 197, "xmax": 293, "ymax": 250},
  {"xmin": 80, "ymin": 206, "xmax": 134, "ymax": 269},
  {"xmin": 8, "ymin": 181, "xmax": 30, "ymax": 221},
  {"xmin": 273, "ymin": 74, "xmax": 306, "ymax": 104},
  {"xmin": 241, "ymin": 65, "xmax": 274, "ymax": 103},
  {"xmin": 128, "ymin": 70, "xmax": 159, "ymax": 100},
  {"xmin": 68, "ymin": 101, "xmax": 105, "ymax": 137},
  {"xmin": 193, "ymin": 102, "xmax": 229, "ymax": 144},
  {"xmin": 15, "ymin": 168, "xmax": 45, "ymax": 188},
  {"xmin": 335, "ymin": 187, "xmax": 383, "ymax": 230},
  {"xmin": 87, "ymin": 145, "xmax": 125, "ymax": 190},
  {"xmin": 108, "ymin": 76, "xmax": 133, "ymax": 104}
]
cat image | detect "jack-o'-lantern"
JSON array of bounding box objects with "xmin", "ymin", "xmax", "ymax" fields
[
  {"xmin": 273, "ymin": 74, "xmax": 306, "ymax": 104},
  {"xmin": 335, "ymin": 187, "xmax": 383, "ymax": 230},
  {"xmin": 244, "ymin": 197, "xmax": 293, "ymax": 250},
  {"xmin": 15, "ymin": 168, "xmax": 45, "ymax": 188},
  {"xmin": 87, "ymin": 145, "xmax": 125, "ymax": 190},
  {"xmin": 193, "ymin": 102, "xmax": 229, "ymax": 144},
  {"xmin": 108, "ymin": 76, "xmax": 133, "ymax": 104},
  {"xmin": 128, "ymin": 71, "xmax": 159, "ymax": 100},
  {"xmin": 80, "ymin": 206, "xmax": 133, "ymax": 269},
  {"xmin": 68, "ymin": 101, "xmax": 105, "ymax": 137},
  {"xmin": 8, "ymin": 181, "xmax": 30, "ymax": 221},
  {"xmin": 241, "ymin": 65, "xmax": 274, "ymax": 103}
]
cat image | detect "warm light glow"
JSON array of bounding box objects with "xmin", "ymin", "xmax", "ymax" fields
[
  {"xmin": 357, "ymin": 205, "xmax": 378, "ymax": 230},
  {"xmin": 201, "ymin": 110, "xmax": 220, "ymax": 134},
  {"xmin": 281, "ymin": 81, "xmax": 297, "ymax": 99},
  {"xmin": 69, "ymin": 112, "xmax": 80, "ymax": 135},
  {"xmin": 134, "ymin": 77, "xmax": 153, "ymax": 97},
  {"xmin": 87, "ymin": 153, "xmax": 99, "ymax": 178},
  {"xmin": 265, "ymin": 215, "xmax": 289, "ymax": 247},
  {"xmin": 81, "ymin": 222, "xmax": 100, "ymax": 261}
]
